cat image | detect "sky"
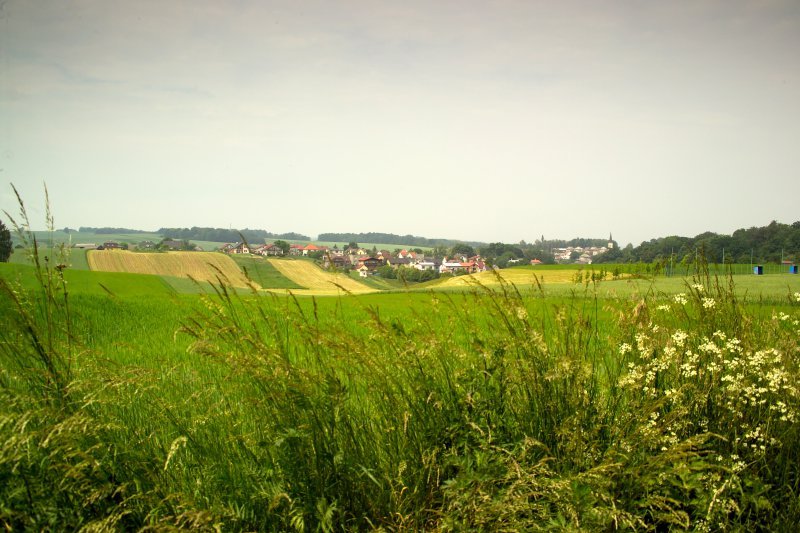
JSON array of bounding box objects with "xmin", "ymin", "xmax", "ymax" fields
[{"xmin": 1, "ymin": 1, "xmax": 798, "ymax": 247}]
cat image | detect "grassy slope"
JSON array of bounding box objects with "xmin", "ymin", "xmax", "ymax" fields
[
  {"xmin": 10, "ymin": 245, "xmax": 89, "ymax": 270},
  {"xmin": 419, "ymin": 264, "xmax": 800, "ymax": 300},
  {"xmin": 266, "ymin": 258, "xmax": 375, "ymax": 294},
  {"xmin": 87, "ymin": 250, "xmax": 255, "ymax": 288},
  {"xmin": 3, "ymin": 262, "xmax": 799, "ymax": 530},
  {"xmin": 347, "ymin": 270, "xmax": 407, "ymax": 290},
  {"xmin": 0, "ymin": 262, "xmax": 176, "ymax": 297},
  {"xmin": 20, "ymin": 230, "xmax": 163, "ymax": 246},
  {"xmin": 2, "ymin": 260, "xmax": 800, "ymax": 529},
  {"xmin": 230, "ymin": 255, "xmax": 305, "ymax": 289}
]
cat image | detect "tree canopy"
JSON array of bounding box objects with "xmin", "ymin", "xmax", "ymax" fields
[
  {"xmin": 0, "ymin": 220, "xmax": 11, "ymax": 262},
  {"xmin": 593, "ymin": 221, "xmax": 800, "ymax": 264},
  {"xmin": 318, "ymin": 232, "xmax": 482, "ymax": 248},
  {"xmin": 157, "ymin": 227, "xmax": 309, "ymax": 243}
]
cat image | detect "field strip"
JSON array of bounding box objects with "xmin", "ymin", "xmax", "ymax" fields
[
  {"xmin": 432, "ymin": 268, "xmax": 587, "ymax": 289},
  {"xmin": 87, "ymin": 250, "xmax": 257, "ymax": 288},
  {"xmin": 266, "ymin": 259, "xmax": 376, "ymax": 294}
]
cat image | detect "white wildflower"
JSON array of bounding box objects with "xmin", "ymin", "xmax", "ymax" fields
[
  {"xmin": 699, "ymin": 338, "xmax": 721, "ymax": 355},
  {"xmin": 702, "ymin": 297, "xmax": 716, "ymax": 309},
  {"xmin": 635, "ymin": 332, "xmax": 649, "ymax": 352},
  {"xmin": 672, "ymin": 330, "xmax": 688, "ymax": 347},
  {"xmin": 692, "ymin": 283, "xmax": 705, "ymax": 292},
  {"xmin": 619, "ymin": 343, "xmax": 632, "ymax": 355},
  {"xmin": 674, "ymin": 293, "xmax": 688, "ymax": 305}
]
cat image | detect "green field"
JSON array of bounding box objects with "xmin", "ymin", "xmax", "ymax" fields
[
  {"xmin": 16, "ymin": 229, "xmax": 164, "ymax": 247},
  {"xmin": 2, "ymin": 256, "xmax": 800, "ymax": 530},
  {"xmin": 14, "ymin": 231, "xmax": 437, "ymax": 254},
  {"xmin": 230, "ymin": 254, "xmax": 306, "ymax": 290}
]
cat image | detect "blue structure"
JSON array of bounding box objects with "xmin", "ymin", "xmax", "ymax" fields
[
  {"xmin": 754, "ymin": 265, "xmax": 764, "ymax": 275},
  {"xmin": 790, "ymin": 265, "xmax": 798, "ymax": 274}
]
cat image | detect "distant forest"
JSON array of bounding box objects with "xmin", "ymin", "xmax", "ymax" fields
[
  {"xmin": 317, "ymin": 232, "xmax": 484, "ymax": 248},
  {"xmin": 78, "ymin": 227, "xmax": 151, "ymax": 234},
  {"xmin": 157, "ymin": 227, "xmax": 310, "ymax": 243},
  {"xmin": 594, "ymin": 221, "xmax": 800, "ymax": 264}
]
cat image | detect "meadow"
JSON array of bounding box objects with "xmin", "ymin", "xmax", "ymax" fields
[{"xmin": 2, "ymin": 236, "xmax": 800, "ymax": 530}]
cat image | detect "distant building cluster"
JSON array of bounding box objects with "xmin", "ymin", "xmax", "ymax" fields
[
  {"xmin": 220, "ymin": 242, "xmax": 488, "ymax": 277},
  {"xmin": 552, "ymin": 245, "xmax": 609, "ymax": 264},
  {"xmin": 551, "ymin": 242, "xmax": 613, "ymax": 265}
]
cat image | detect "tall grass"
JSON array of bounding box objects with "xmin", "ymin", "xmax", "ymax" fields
[{"xmin": 2, "ymin": 192, "xmax": 800, "ymax": 530}]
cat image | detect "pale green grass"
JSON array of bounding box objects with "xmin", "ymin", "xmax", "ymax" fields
[
  {"xmin": 2, "ymin": 254, "xmax": 800, "ymax": 530},
  {"xmin": 230, "ymin": 255, "xmax": 305, "ymax": 289}
]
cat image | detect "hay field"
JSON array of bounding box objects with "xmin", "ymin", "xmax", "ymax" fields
[
  {"xmin": 432, "ymin": 267, "xmax": 586, "ymax": 289},
  {"xmin": 266, "ymin": 259, "xmax": 375, "ymax": 294},
  {"xmin": 87, "ymin": 250, "xmax": 256, "ymax": 288}
]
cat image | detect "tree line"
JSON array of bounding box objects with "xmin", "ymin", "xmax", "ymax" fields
[
  {"xmin": 317, "ymin": 232, "xmax": 484, "ymax": 248},
  {"xmin": 594, "ymin": 220, "xmax": 800, "ymax": 265},
  {"xmin": 77, "ymin": 227, "xmax": 151, "ymax": 234},
  {"xmin": 157, "ymin": 227, "xmax": 310, "ymax": 243}
]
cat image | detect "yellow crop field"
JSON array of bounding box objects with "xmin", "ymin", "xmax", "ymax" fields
[
  {"xmin": 87, "ymin": 250, "xmax": 256, "ymax": 288},
  {"xmin": 432, "ymin": 268, "xmax": 589, "ymax": 289},
  {"xmin": 266, "ymin": 259, "xmax": 375, "ymax": 295}
]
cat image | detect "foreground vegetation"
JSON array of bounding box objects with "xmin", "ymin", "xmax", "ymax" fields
[{"xmin": 2, "ymin": 225, "xmax": 800, "ymax": 531}]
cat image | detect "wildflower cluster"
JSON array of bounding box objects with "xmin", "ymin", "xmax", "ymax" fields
[{"xmin": 615, "ymin": 285, "xmax": 800, "ymax": 518}]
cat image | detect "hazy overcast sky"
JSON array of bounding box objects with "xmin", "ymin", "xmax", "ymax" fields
[{"xmin": 2, "ymin": 1, "xmax": 798, "ymax": 246}]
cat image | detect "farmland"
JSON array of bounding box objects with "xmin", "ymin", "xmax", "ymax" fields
[
  {"xmin": 87, "ymin": 249, "xmax": 255, "ymax": 288},
  {"xmin": 265, "ymin": 257, "xmax": 377, "ymax": 294},
  {"xmin": 2, "ymin": 248, "xmax": 800, "ymax": 530}
]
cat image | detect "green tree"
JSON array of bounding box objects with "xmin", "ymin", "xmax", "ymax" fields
[
  {"xmin": 274, "ymin": 240, "xmax": 291, "ymax": 255},
  {"xmin": 0, "ymin": 220, "xmax": 12, "ymax": 262},
  {"xmin": 432, "ymin": 245, "xmax": 448, "ymax": 259},
  {"xmin": 376, "ymin": 264, "xmax": 396, "ymax": 279},
  {"xmin": 493, "ymin": 251, "xmax": 517, "ymax": 269},
  {"xmin": 449, "ymin": 244, "xmax": 475, "ymax": 258}
]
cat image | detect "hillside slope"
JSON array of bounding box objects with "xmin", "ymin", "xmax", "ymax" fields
[
  {"xmin": 427, "ymin": 267, "xmax": 587, "ymax": 289},
  {"xmin": 87, "ymin": 250, "xmax": 256, "ymax": 288},
  {"xmin": 266, "ymin": 259, "xmax": 375, "ymax": 294}
]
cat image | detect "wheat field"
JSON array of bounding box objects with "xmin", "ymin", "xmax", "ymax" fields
[
  {"xmin": 87, "ymin": 250, "xmax": 256, "ymax": 288},
  {"xmin": 266, "ymin": 258, "xmax": 375, "ymax": 294},
  {"xmin": 432, "ymin": 267, "xmax": 586, "ymax": 289}
]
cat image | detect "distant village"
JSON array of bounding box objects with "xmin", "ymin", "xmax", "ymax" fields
[
  {"xmin": 76, "ymin": 237, "xmax": 614, "ymax": 276},
  {"xmin": 220, "ymin": 242, "xmax": 490, "ymax": 277},
  {"xmin": 551, "ymin": 244, "xmax": 613, "ymax": 264}
]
